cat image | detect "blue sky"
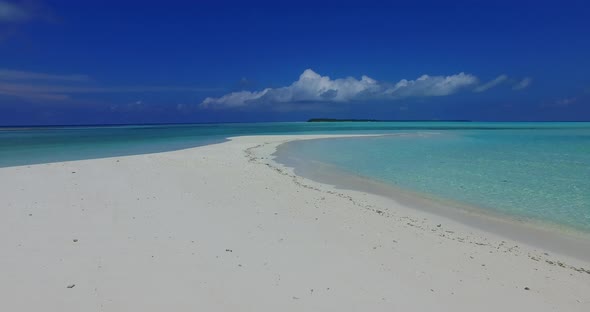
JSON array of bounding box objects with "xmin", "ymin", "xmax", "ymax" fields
[{"xmin": 0, "ymin": 0, "xmax": 589, "ymax": 125}]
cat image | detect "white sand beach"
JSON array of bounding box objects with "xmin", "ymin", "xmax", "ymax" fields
[{"xmin": 1, "ymin": 135, "xmax": 589, "ymax": 311}]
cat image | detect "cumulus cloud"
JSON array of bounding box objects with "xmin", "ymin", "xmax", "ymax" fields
[
  {"xmin": 513, "ymin": 77, "xmax": 532, "ymax": 90},
  {"xmin": 473, "ymin": 74, "xmax": 508, "ymax": 92},
  {"xmin": 202, "ymin": 89, "xmax": 272, "ymax": 108},
  {"xmin": 201, "ymin": 69, "xmax": 479, "ymax": 109}
]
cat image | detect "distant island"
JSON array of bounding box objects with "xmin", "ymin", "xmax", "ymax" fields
[{"xmin": 307, "ymin": 118, "xmax": 472, "ymax": 122}]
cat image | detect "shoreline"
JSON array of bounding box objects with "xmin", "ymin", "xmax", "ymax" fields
[
  {"xmin": 1, "ymin": 134, "xmax": 589, "ymax": 311},
  {"xmin": 273, "ymin": 136, "xmax": 590, "ymax": 262}
]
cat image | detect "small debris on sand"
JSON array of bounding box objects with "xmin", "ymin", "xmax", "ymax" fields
[{"xmin": 67, "ymin": 284, "xmax": 75, "ymax": 289}]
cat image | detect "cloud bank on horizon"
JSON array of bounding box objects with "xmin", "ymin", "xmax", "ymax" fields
[{"xmin": 201, "ymin": 69, "xmax": 530, "ymax": 109}]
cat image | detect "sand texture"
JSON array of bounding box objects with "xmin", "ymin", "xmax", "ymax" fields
[{"xmin": 1, "ymin": 135, "xmax": 589, "ymax": 311}]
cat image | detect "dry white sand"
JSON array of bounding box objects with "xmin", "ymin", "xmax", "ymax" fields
[{"xmin": 1, "ymin": 135, "xmax": 588, "ymax": 311}]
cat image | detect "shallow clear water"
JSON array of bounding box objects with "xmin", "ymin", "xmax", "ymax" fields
[
  {"xmin": 0, "ymin": 122, "xmax": 386, "ymax": 167},
  {"xmin": 2, "ymin": 121, "xmax": 589, "ymax": 232},
  {"xmin": 4, "ymin": 121, "xmax": 581, "ymax": 168},
  {"xmin": 283, "ymin": 126, "xmax": 590, "ymax": 232}
]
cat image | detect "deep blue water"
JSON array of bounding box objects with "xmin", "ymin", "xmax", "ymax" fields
[{"xmin": 1, "ymin": 122, "xmax": 589, "ymax": 232}]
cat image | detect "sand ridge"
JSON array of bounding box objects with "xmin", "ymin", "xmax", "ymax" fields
[{"xmin": 0, "ymin": 134, "xmax": 588, "ymax": 311}]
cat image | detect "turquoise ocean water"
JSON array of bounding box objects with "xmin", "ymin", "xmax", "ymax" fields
[
  {"xmin": 1, "ymin": 122, "xmax": 589, "ymax": 233},
  {"xmin": 0, "ymin": 122, "xmax": 386, "ymax": 167},
  {"xmin": 281, "ymin": 124, "xmax": 590, "ymax": 233}
]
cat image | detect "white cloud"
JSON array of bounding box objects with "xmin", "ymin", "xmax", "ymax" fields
[
  {"xmin": 473, "ymin": 74, "xmax": 508, "ymax": 92},
  {"xmin": 201, "ymin": 69, "xmax": 479, "ymax": 109},
  {"xmin": 384, "ymin": 72, "xmax": 478, "ymax": 97},
  {"xmin": 513, "ymin": 77, "xmax": 532, "ymax": 90},
  {"xmin": 0, "ymin": 1, "xmax": 29, "ymax": 22},
  {"xmin": 202, "ymin": 89, "xmax": 272, "ymax": 108}
]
